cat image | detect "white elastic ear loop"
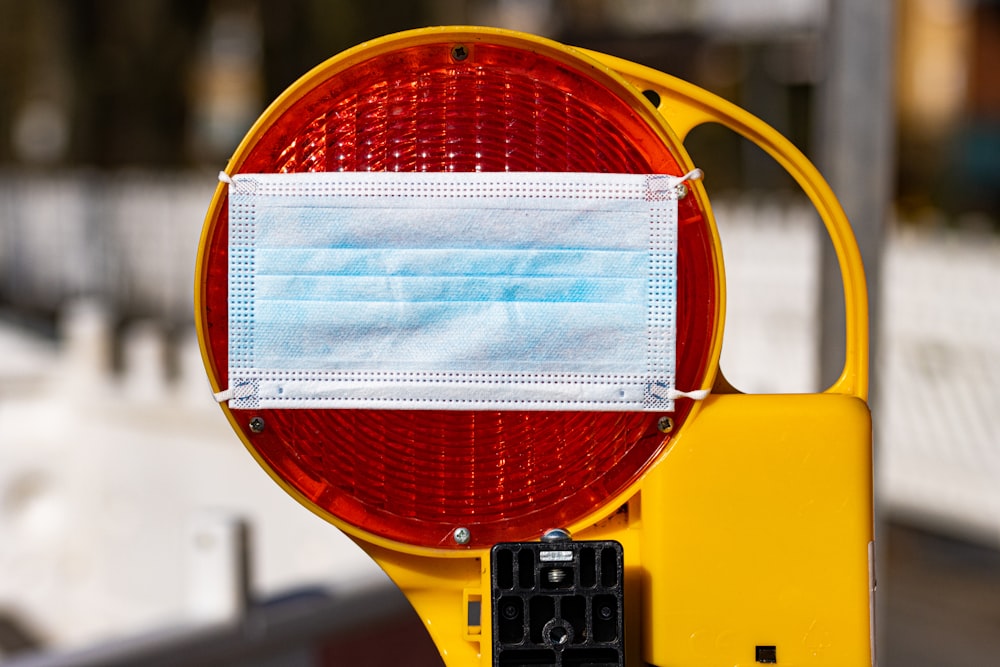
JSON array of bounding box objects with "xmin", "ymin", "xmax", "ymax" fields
[
  {"xmin": 213, "ymin": 387, "xmax": 234, "ymax": 403},
  {"xmin": 675, "ymin": 168, "xmax": 704, "ymax": 185},
  {"xmin": 218, "ymin": 170, "xmax": 233, "ymax": 185},
  {"xmin": 647, "ymin": 168, "xmax": 704, "ymax": 198},
  {"xmin": 657, "ymin": 167, "xmax": 705, "ymax": 404},
  {"xmin": 667, "ymin": 388, "xmax": 710, "ymax": 401},
  {"xmin": 662, "ymin": 167, "xmax": 705, "ymax": 404},
  {"xmin": 213, "ymin": 383, "xmax": 256, "ymax": 404}
]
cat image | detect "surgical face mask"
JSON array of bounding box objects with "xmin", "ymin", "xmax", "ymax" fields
[{"xmin": 220, "ymin": 170, "xmax": 696, "ymax": 412}]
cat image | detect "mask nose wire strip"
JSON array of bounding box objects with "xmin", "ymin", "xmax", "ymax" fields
[{"xmin": 219, "ymin": 168, "xmax": 700, "ymax": 189}]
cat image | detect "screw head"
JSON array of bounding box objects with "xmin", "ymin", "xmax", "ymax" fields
[
  {"xmin": 453, "ymin": 527, "xmax": 471, "ymax": 545},
  {"xmin": 451, "ymin": 44, "xmax": 468, "ymax": 61},
  {"xmin": 249, "ymin": 416, "xmax": 265, "ymax": 433},
  {"xmin": 543, "ymin": 620, "xmax": 573, "ymax": 647},
  {"xmin": 541, "ymin": 528, "xmax": 572, "ymax": 543},
  {"xmin": 549, "ymin": 626, "xmax": 569, "ymax": 645},
  {"xmin": 657, "ymin": 416, "xmax": 673, "ymax": 433}
]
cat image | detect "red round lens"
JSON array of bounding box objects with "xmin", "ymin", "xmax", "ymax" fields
[{"xmin": 198, "ymin": 35, "xmax": 718, "ymax": 549}]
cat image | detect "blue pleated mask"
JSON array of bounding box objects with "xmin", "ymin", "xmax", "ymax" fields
[{"xmin": 224, "ymin": 171, "xmax": 686, "ymax": 411}]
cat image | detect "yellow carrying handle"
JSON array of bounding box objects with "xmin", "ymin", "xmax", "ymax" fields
[{"xmin": 586, "ymin": 50, "xmax": 870, "ymax": 402}]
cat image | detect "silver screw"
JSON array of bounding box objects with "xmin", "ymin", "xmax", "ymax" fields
[
  {"xmin": 541, "ymin": 528, "xmax": 572, "ymax": 543},
  {"xmin": 453, "ymin": 527, "xmax": 471, "ymax": 545},
  {"xmin": 249, "ymin": 416, "xmax": 265, "ymax": 433},
  {"xmin": 547, "ymin": 568, "xmax": 568, "ymax": 584}
]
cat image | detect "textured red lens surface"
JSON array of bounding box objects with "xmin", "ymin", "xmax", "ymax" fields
[{"xmin": 200, "ymin": 39, "xmax": 718, "ymax": 549}]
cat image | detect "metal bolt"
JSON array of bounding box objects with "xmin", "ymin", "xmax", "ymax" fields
[
  {"xmin": 249, "ymin": 416, "xmax": 265, "ymax": 433},
  {"xmin": 676, "ymin": 182, "xmax": 689, "ymax": 199},
  {"xmin": 451, "ymin": 44, "xmax": 469, "ymax": 61},
  {"xmin": 453, "ymin": 527, "xmax": 471, "ymax": 545},
  {"xmin": 548, "ymin": 624, "xmax": 571, "ymax": 646},
  {"xmin": 542, "ymin": 619, "xmax": 574, "ymax": 647},
  {"xmin": 541, "ymin": 528, "xmax": 572, "ymax": 543},
  {"xmin": 547, "ymin": 568, "xmax": 568, "ymax": 584},
  {"xmin": 657, "ymin": 416, "xmax": 673, "ymax": 433},
  {"xmin": 599, "ymin": 605, "xmax": 614, "ymax": 621}
]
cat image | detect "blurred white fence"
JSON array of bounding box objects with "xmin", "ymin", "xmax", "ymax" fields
[
  {"xmin": 716, "ymin": 199, "xmax": 1000, "ymax": 545},
  {"xmin": 877, "ymin": 226, "xmax": 1000, "ymax": 542},
  {"xmin": 0, "ymin": 174, "xmax": 998, "ymax": 650},
  {"xmin": 0, "ymin": 172, "xmax": 214, "ymax": 322}
]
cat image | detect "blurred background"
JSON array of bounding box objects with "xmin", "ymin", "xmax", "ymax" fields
[{"xmin": 0, "ymin": 0, "xmax": 998, "ymax": 665}]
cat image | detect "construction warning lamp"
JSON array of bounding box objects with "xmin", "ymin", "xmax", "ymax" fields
[{"xmin": 195, "ymin": 27, "xmax": 873, "ymax": 666}]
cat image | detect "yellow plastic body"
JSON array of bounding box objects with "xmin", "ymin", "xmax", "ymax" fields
[
  {"xmin": 194, "ymin": 26, "xmax": 873, "ymax": 667},
  {"xmin": 583, "ymin": 54, "xmax": 874, "ymax": 666}
]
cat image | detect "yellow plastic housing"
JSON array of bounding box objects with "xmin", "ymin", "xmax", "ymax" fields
[
  {"xmin": 194, "ymin": 24, "xmax": 724, "ymax": 558},
  {"xmin": 195, "ymin": 26, "xmax": 874, "ymax": 667}
]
